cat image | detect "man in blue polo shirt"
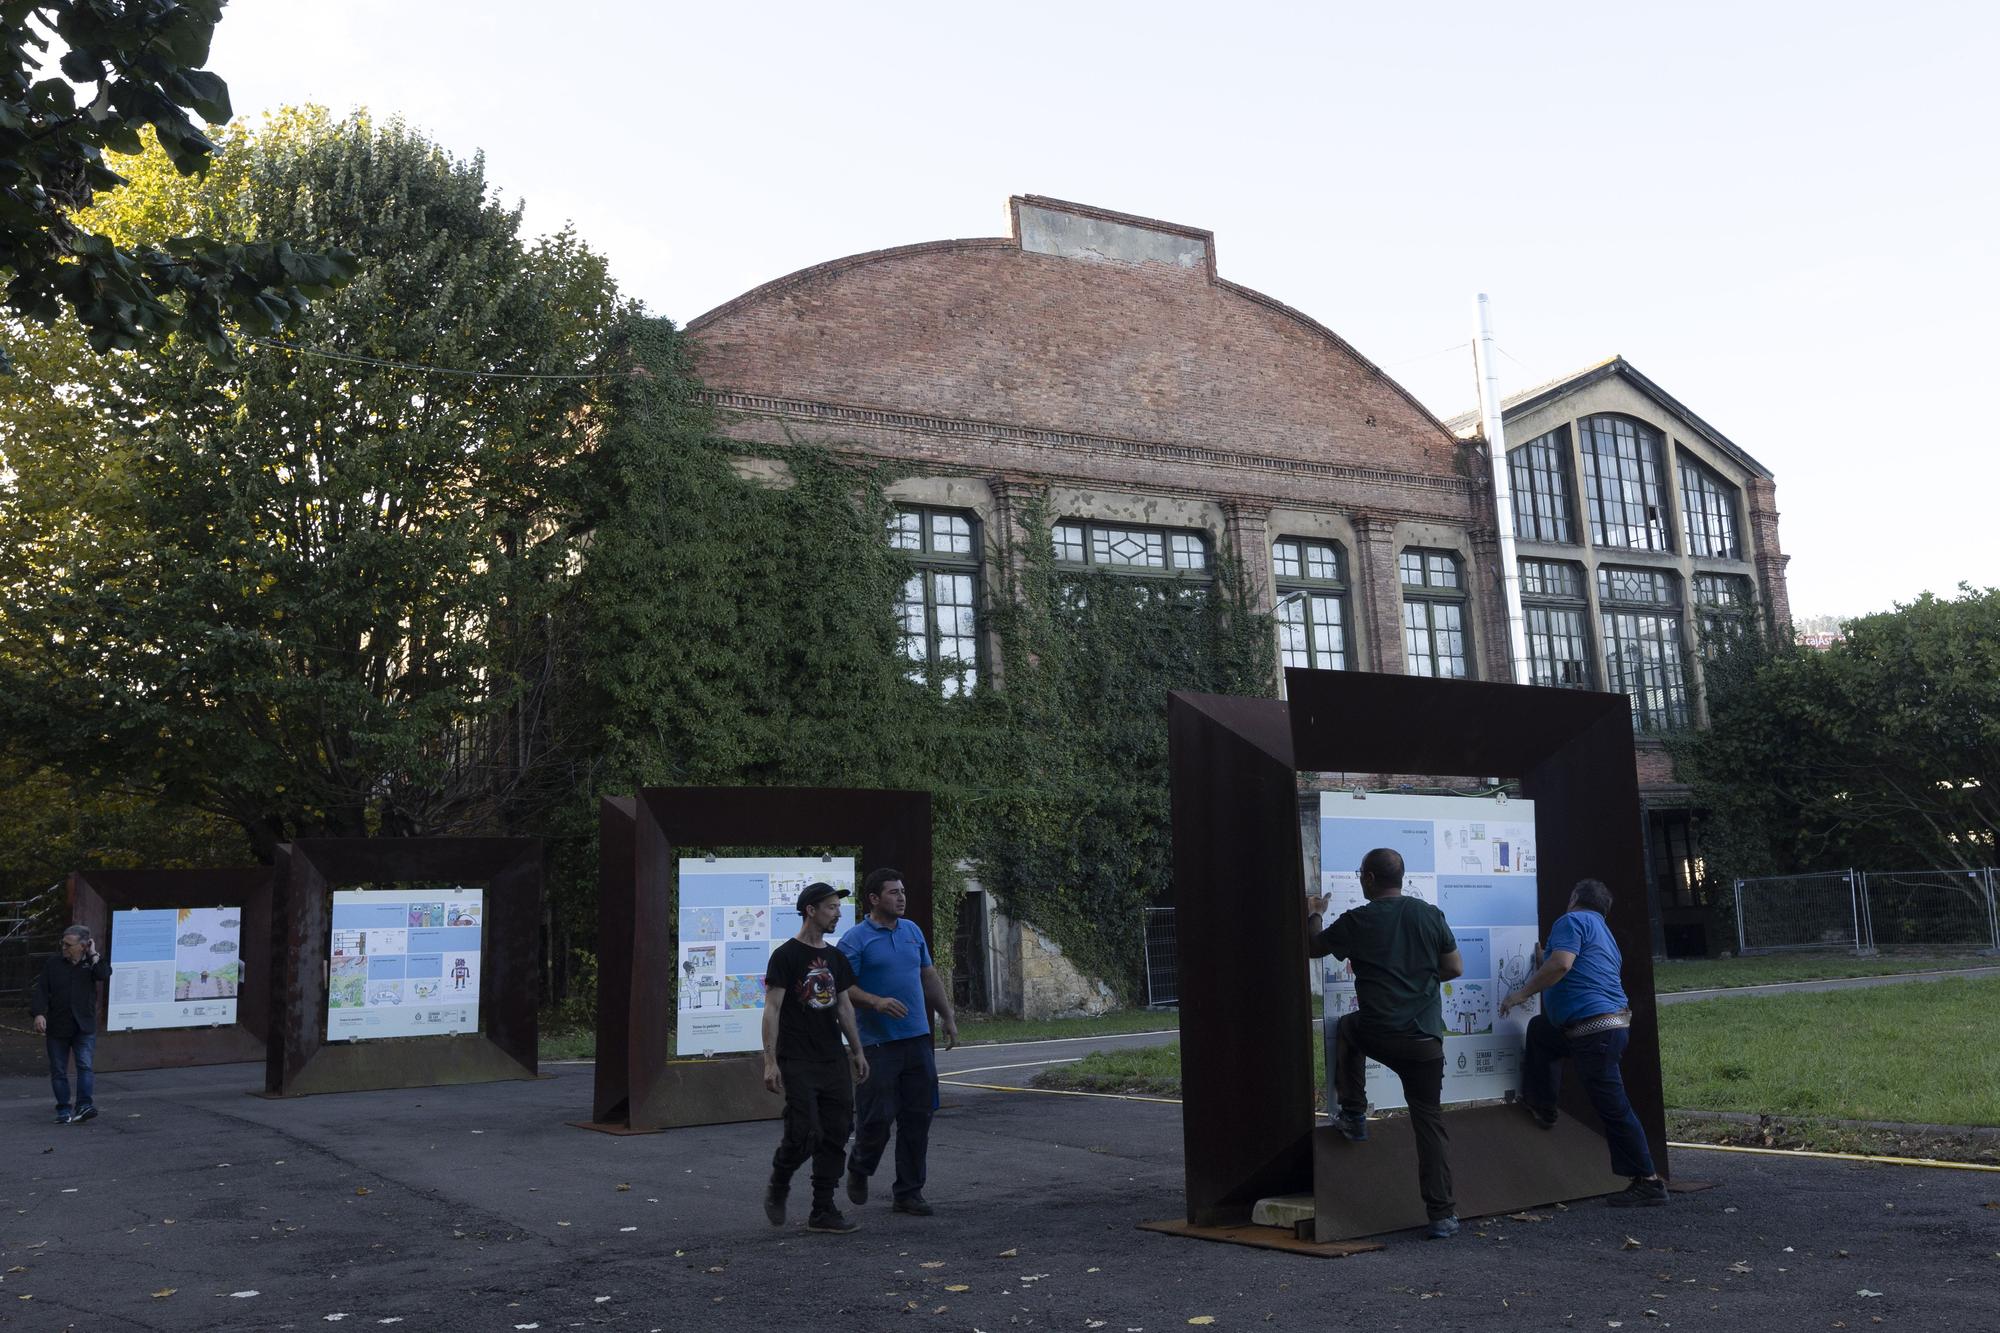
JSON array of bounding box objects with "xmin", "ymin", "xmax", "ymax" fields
[
  {"xmin": 838, "ymin": 867, "xmax": 957, "ymax": 1216},
  {"xmin": 1499, "ymin": 877, "xmax": 1667, "ymax": 1206}
]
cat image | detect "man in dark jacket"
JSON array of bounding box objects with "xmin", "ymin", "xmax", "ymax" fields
[{"xmin": 29, "ymin": 925, "xmax": 113, "ymax": 1124}]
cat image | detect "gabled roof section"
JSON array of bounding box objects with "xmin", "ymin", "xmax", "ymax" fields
[{"xmin": 1445, "ymin": 356, "xmax": 1773, "ymax": 480}]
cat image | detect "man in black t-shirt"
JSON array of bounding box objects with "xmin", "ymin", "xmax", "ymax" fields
[
  {"xmin": 761, "ymin": 882, "xmax": 871, "ymax": 1234},
  {"xmin": 1307, "ymin": 847, "xmax": 1465, "ymax": 1239}
]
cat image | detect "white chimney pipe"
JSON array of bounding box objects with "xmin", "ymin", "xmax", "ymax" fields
[{"xmin": 1475, "ymin": 294, "xmax": 1531, "ymax": 685}]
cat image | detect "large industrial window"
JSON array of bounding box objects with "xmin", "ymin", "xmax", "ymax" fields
[
  {"xmin": 1597, "ymin": 565, "xmax": 1689, "ymax": 732},
  {"xmin": 1579, "ymin": 415, "xmax": 1672, "ymax": 551},
  {"xmin": 889, "ymin": 507, "xmax": 981, "ymax": 696},
  {"xmin": 1519, "ymin": 558, "xmax": 1592, "ymax": 689},
  {"xmin": 1679, "ymin": 456, "xmax": 1742, "ymax": 559},
  {"xmin": 1694, "ymin": 572, "xmax": 1755, "ymax": 655},
  {"xmin": 1400, "ymin": 548, "xmax": 1469, "ymax": 679},
  {"xmin": 1508, "ymin": 427, "xmax": 1575, "ymax": 544},
  {"xmin": 1273, "ymin": 537, "xmax": 1348, "ymax": 671}
]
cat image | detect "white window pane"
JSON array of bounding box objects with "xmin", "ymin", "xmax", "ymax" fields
[
  {"xmin": 888, "ymin": 512, "xmax": 922, "ymax": 550},
  {"xmin": 1273, "ymin": 541, "xmax": 1301, "ymax": 579},
  {"xmin": 932, "ymin": 512, "xmax": 972, "ymax": 554}
]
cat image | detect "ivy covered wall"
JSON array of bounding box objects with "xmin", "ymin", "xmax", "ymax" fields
[{"xmin": 560, "ymin": 318, "xmax": 1275, "ymax": 1004}]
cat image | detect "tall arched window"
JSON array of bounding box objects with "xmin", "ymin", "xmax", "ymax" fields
[
  {"xmin": 1400, "ymin": 548, "xmax": 1470, "ymax": 679},
  {"xmin": 1678, "ymin": 456, "xmax": 1742, "ymax": 559},
  {"xmin": 889, "ymin": 507, "xmax": 981, "ymax": 696},
  {"xmin": 1579, "ymin": 416, "xmax": 1672, "ymax": 551}
]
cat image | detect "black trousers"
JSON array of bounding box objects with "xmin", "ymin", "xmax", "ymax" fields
[
  {"xmin": 1331, "ymin": 1013, "xmax": 1456, "ymax": 1221},
  {"xmin": 771, "ymin": 1056, "xmax": 854, "ymax": 1206}
]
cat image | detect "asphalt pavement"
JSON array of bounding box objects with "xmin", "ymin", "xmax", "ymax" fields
[{"xmin": 4, "ymin": 1057, "xmax": 1997, "ymax": 1332}]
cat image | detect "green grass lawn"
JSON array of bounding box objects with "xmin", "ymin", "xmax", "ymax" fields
[
  {"xmin": 1652, "ymin": 953, "xmax": 1995, "ymax": 992},
  {"xmin": 1657, "ymin": 976, "xmax": 2000, "ymax": 1125},
  {"xmin": 958, "ymin": 1008, "xmax": 1179, "ymax": 1046},
  {"xmin": 1036, "ymin": 977, "xmax": 2000, "ymax": 1129}
]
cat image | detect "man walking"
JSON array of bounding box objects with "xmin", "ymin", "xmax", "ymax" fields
[
  {"xmin": 1306, "ymin": 848, "xmax": 1463, "ymax": 1239},
  {"xmin": 1500, "ymin": 878, "xmax": 1667, "ymax": 1206},
  {"xmin": 762, "ymin": 882, "xmax": 871, "ymax": 1233},
  {"xmin": 839, "ymin": 867, "xmax": 957, "ymax": 1217},
  {"xmin": 30, "ymin": 925, "xmax": 112, "ymax": 1124}
]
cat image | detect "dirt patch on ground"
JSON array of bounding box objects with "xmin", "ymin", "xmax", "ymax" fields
[{"xmin": 1669, "ymin": 1110, "xmax": 2000, "ymax": 1166}]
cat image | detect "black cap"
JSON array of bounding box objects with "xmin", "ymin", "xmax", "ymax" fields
[{"xmin": 796, "ymin": 881, "xmax": 850, "ymax": 913}]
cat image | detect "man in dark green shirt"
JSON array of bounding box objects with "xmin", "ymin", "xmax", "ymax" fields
[{"xmin": 1307, "ymin": 847, "xmax": 1464, "ymax": 1239}]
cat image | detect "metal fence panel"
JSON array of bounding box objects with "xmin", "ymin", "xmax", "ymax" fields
[
  {"xmin": 1860, "ymin": 869, "xmax": 2000, "ymax": 952},
  {"xmin": 1733, "ymin": 871, "xmax": 1864, "ymax": 954},
  {"xmin": 1142, "ymin": 906, "xmax": 1178, "ymax": 1008}
]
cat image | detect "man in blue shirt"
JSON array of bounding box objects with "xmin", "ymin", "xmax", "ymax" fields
[
  {"xmin": 837, "ymin": 867, "xmax": 958, "ymax": 1216},
  {"xmin": 1499, "ymin": 878, "xmax": 1666, "ymax": 1206}
]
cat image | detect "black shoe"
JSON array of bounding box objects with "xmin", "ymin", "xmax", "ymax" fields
[
  {"xmin": 1607, "ymin": 1176, "xmax": 1669, "ymax": 1207},
  {"xmin": 892, "ymin": 1194, "xmax": 934, "ymax": 1217},
  {"xmin": 1426, "ymin": 1215, "xmax": 1461, "ymax": 1240},
  {"xmin": 845, "ymin": 1168, "xmax": 868, "ymax": 1206},
  {"xmin": 762, "ymin": 1185, "xmax": 787, "ymax": 1227},
  {"xmin": 73, "ymin": 1105, "xmax": 98, "ymax": 1124},
  {"xmin": 54, "ymin": 1109, "xmax": 72, "ymax": 1125},
  {"xmin": 806, "ymin": 1206, "xmax": 860, "ymax": 1234},
  {"xmin": 1524, "ymin": 1102, "xmax": 1557, "ymax": 1130},
  {"xmin": 1334, "ymin": 1112, "xmax": 1368, "ymax": 1142}
]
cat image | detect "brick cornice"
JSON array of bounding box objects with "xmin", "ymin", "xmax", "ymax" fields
[{"xmin": 705, "ymin": 391, "xmax": 1478, "ymax": 500}]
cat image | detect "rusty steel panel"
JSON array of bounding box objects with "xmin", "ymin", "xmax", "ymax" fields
[
  {"xmin": 1168, "ymin": 670, "xmax": 1664, "ymax": 1236},
  {"xmin": 66, "ymin": 867, "xmax": 273, "ymax": 1072},
  {"xmin": 263, "ymin": 838, "xmax": 542, "ymax": 1097}
]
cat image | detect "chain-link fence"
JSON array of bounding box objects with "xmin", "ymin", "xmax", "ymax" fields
[
  {"xmin": 1734, "ymin": 868, "xmax": 2000, "ymax": 954},
  {"xmin": 1142, "ymin": 906, "xmax": 1178, "ymax": 1008},
  {"xmin": 1862, "ymin": 869, "xmax": 1999, "ymax": 952},
  {"xmin": 1733, "ymin": 871, "xmax": 1868, "ymax": 953}
]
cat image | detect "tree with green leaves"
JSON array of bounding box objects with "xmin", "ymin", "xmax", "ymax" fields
[
  {"xmin": 2, "ymin": 1, "xmax": 355, "ymax": 371},
  {"xmin": 0, "ymin": 108, "xmax": 627, "ymax": 858},
  {"xmin": 1672, "ymin": 586, "xmax": 2000, "ymax": 882}
]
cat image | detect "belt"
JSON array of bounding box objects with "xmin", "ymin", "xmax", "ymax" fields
[{"xmin": 1563, "ymin": 1009, "xmax": 1633, "ymax": 1039}]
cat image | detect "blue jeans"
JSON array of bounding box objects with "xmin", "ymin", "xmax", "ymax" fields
[
  {"xmin": 1523, "ymin": 1013, "xmax": 1654, "ymax": 1178},
  {"xmin": 46, "ymin": 1032, "xmax": 97, "ymax": 1113},
  {"xmin": 847, "ymin": 1035, "xmax": 937, "ymax": 1200}
]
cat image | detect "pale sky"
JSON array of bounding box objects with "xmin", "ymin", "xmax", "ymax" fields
[{"xmin": 207, "ymin": 1, "xmax": 2000, "ymax": 620}]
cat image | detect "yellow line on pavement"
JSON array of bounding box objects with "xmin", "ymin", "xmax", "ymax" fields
[{"xmin": 1667, "ymin": 1141, "xmax": 2000, "ymax": 1172}]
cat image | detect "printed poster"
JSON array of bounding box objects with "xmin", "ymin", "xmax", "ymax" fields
[
  {"xmin": 678, "ymin": 857, "xmax": 855, "ymax": 1055},
  {"xmin": 107, "ymin": 905, "xmax": 243, "ymax": 1031},
  {"xmin": 326, "ymin": 887, "xmax": 483, "ymax": 1041},
  {"xmin": 1317, "ymin": 791, "xmax": 1541, "ymax": 1110}
]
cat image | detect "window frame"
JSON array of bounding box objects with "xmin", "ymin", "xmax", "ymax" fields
[
  {"xmin": 1596, "ymin": 563, "xmax": 1691, "ymax": 733},
  {"xmin": 1399, "ymin": 547, "xmax": 1471, "ymax": 680},
  {"xmin": 1272, "ymin": 536, "xmax": 1350, "ymax": 672},
  {"xmin": 1050, "ymin": 518, "xmax": 1212, "ymax": 578},
  {"xmin": 1518, "ymin": 558, "xmax": 1593, "ymax": 689},
  {"xmin": 1508, "ymin": 426, "xmax": 1576, "ymax": 544},
  {"xmin": 1678, "ymin": 454, "xmax": 1743, "ymax": 560},
  {"xmin": 1579, "ymin": 414, "xmax": 1674, "ymax": 552},
  {"xmin": 889, "ymin": 506, "xmax": 983, "ymax": 697}
]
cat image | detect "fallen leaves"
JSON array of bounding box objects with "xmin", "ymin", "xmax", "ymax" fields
[
  {"xmin": 944, "ymin": 1284, "xmax": 970, "ymax": 1293},
  {"xmin": 353, "ymin": 1187, "xmax": 370, "ymax": 1197},
  {"xmin": 1190, "ymin": 1319, "xmax": 1216, "ymax": 1327},
  {"xmin": 230, "ymin": 1290, "xmax": 260, "ymax": 1298},
  {"xmin": 1857, "ymin": 1289, "xmax": 1883, "ymax": 1298},
  {"xmin": 1622, "ymin": 1237, "xmax": 1643, "ymax": 1251},
  {"xmin": 920, "ymin": 1261, "xmax": 946, "ymax": 1269},
  {"xmin": 617, "ymin": 1183, "xmax": 631, "ymax": 1192},
  {"xmin": 997, "ymin": 1248, "xmax": 1017, "ymax": 1258},
  {"xmin": 1728, "ymin": 1262, "xmax": 1753, "ymax": 1274},
  {"xmin": 151, "ymin": 1288, "xmax": 176, "ymax": 1299}
]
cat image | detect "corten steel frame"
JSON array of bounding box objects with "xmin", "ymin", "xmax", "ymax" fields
[
  {"xmin": 1170, "ymin": 670, "xmax": 1664, "ymax": 1231},
  {"xmin": 593, "ymin": 787, "xmax": 933, "ymax": 1132},
  {"xmin": 264, "ymin": 838, "xmax": 542, "ymax": 1097},
  {"xmin": 67, "ymin": 868, "xmax": 273, "ymax": 1072}
]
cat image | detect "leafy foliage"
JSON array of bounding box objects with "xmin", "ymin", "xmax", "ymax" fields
[
  {"xmin": 0, "ymin": 110, "xmax": 627, "ymax": 857},
  {"xmin": 574, "ymin": 347, "xmax": 1275, "ymax": 997},
  {"xmin": 1672, "ymin": 586, "xmax": 2000, "ymax": 880},
  {"xmin": 1, "ymin": 3, "xmax": 356, "ymax": 370}
]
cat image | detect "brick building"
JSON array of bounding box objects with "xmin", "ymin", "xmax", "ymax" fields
[{"xmin": 687, "ymin": 196, "xmax": 1788, "ymax": 1005}]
